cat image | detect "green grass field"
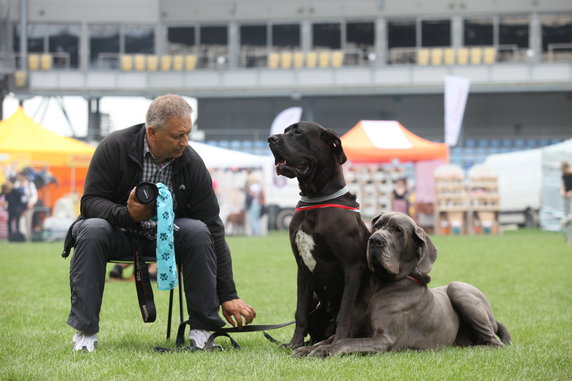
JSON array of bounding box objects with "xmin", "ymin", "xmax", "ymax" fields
[{"xmin": 1, "ymin": 229, "xmax": 571, "ymax": 380}]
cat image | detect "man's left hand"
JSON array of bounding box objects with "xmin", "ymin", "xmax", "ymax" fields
[{"xmin": 221, "ymin": 298, "xmax": 256, "ymax": 329}]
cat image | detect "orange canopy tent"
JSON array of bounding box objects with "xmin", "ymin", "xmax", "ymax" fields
[
  {"xmin": 0, "ymin": 107, "xmax": 95, "ymax": 210},
  {"xmin": 340, "ymin": 120, "xmax": 449, "ymax": 163}
]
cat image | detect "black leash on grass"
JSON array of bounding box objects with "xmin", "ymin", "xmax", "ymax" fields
[{"xmin": 154, "ymin": 320, "xmax": 295, "ymax": 352}]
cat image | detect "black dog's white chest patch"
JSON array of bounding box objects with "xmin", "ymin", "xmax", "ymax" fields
[{"xmin": 295, "ymin": 229, "xmax": 317, "ymax": 272}]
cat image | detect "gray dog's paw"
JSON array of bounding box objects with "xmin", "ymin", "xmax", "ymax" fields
[
  {"xmin": 309, "ymin": 344, "xmax": 334, "ymax": 358},
  {"xmin": 292, "ymin": 345, "xmax": 314, "ymax": 357}
]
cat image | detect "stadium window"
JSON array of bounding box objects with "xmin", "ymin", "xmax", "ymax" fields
[
  {"xmin": 346, "ymin": 22, "xmax": 375, "ymax": 65},
  {"xmin": 541, "ymin": 15, "xmax": 572, "ymax": 61},
  {"xmin": 387, "ymin": 20, "xmax": 416, "ymax": 64},
  {"xmin": 89, "ymin": 24, "xmax": 120, "ymax": 69},
  {"xmin": 124, "ymin": 25, "xmax": 155, "ymax": 54},
  {"xmin": 167, "ymin": 26, "xmax": 196, "ymax": 54},
  {"xmin": 499, "ymin": 17, "xmax": 529, "ymax": 49},
  {"xmin": 240, "ymin": 24, "xmax": 268, "ymax": 67},
  {"xmin": 272, "ymin": 24, "xmax": 300, "ymax": 49},
  {"xmin": 421, "ymin": 19, "xmax": 451, "ymax": 47},
  {"xmin": 313, "ymin": 22, "xmax": 341, "ymax": 49},
  {"xmin": 464, "ymin": 18, "xmax": 494, "ymax": 46},
  {"xmin": 48, "ymin": 24, "xmax": 80, "ymax": 68},
  {"xmin": 27, "ymin": 24, "xmax": 48, "ymax": 53},
  {"xmin": 199, "ymin": 25, "xmax": 228, "ymax": 68}
]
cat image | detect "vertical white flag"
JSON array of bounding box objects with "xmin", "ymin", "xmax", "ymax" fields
[
  {"xmin": 444, "ymin": 76, "xmax": 471, "ymax": 146},
  {"xmin": 270, "ymin": 107, "xmax": 303, "ymax": 136}
]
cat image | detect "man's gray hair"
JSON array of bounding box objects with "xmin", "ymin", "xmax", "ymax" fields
[{"xmin": 146, "ymin": 94, "xmax": 193, "ymax": 130}]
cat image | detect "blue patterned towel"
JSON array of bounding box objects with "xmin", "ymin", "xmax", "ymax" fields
[{"xmin": 155, "ymin": 183, "xmax": 177, "ymax": 291}]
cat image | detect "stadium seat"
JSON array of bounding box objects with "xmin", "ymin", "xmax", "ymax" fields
[
  {"xmin": 331, "ymin": 50, "xmax": 344, "ymax": 67},
  {"xmin": 443, "ymin": 48, "xmax": 455, "ymax": 65},
  {"xmin": 160, "ymin": 55, "xmax": 172, "ymax": 71},
  {"xmin": 134, "ymin": 54, "xmax": 146, "ymax": 71},
  {"xmin": 483, "ymin": 47, "xmax": 497, "ymax": 64},
  {"xmin": 457, "ymin": 48, "xmax": 469, "ymax": 65},
  {"xmin": 172, "ymin": 55, "xmax": 184, "ymax": 71},
  {"xmin": 305, "ymin": 51, "xmax": 318, "ymax": 68},
  {"xmin": 430, "ymin": 48, "xmax": 443, "ymax": 65},
  {"xmin": 293, "ymin": 52, "xmax": 304, "ymax": 68},
  {"xmin": 318, "ymin": 51, "xmax": 331, "ymax": 68},
  {"xmin": 185, "ymin": 54, "xmax": 197, "ymax": 70},
  {"xmin": 40, "ymin": 53, "xmax": 53, "ymax": 70},
  {"xmin": 267, "ymin": 52, "xmax": 280, "ymax": 69},
  {"xmin": 28, "ymin": 54, "xmax": 40, "ymax": 71},
  {"xmin": 147, "ymin": 55, "xmax": 159, "ymax": 71},
  {"xmin": 120, "ymin": 55, "xmax": 133, "ymax": 71},
  {"xmin": 417, "ymin": 48, "xmax": 430, "ymax": 65},
  {"xmin": 470, "ymin": 47, "xmax": 483, "ymax": 64},
  {"xmin": 280, "ymin": 52, "xmax": 293, "ymax": 69}
]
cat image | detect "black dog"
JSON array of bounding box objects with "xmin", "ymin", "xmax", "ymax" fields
[
  {"xmin": 300, "ymin": 212, "xmax": 511, "ymax": 357},
  {"xmin": 268, "ymin": 121, "xmax": 370, "ymax": 349}
]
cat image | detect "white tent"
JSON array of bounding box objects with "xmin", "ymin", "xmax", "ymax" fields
[{"xmin": 189, "ymin": 141, "xmax": 270, "ymax": 169}]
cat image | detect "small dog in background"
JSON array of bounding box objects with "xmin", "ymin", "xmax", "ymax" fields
[{"xmin": 225, "ymin": 209, "xmax": 246, "ymax": 236}]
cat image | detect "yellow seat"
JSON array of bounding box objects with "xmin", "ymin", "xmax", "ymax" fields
[
  {"xmin": 483, "ymin": 47, "xmax": 497, "ymax": 64},
  {"xmin": 457, "ymin": 48, "xmax": 469, "ymax": 65},
  {"xmin": 160, "ymin": 55, "xmax": 172, "ymax": 71},
  {"xmin": 28, "ymin": 54, "xmax": 40, "ymax": 71},
  {"xmin": 280, "ymin": 52, "xmax": 293, "ymax": 69},
  {"xmin": 305, "ymin": 51, "xmax": 318, "ymax": 68},
  {"xmin": 185, "ymin": 54, "xmax": 197, "ymax": 70},
  {"xmin": 331, "ymin": 50, "xmax": 344, "ymax": 68},
  {"xmin": 14, "ymin": 70, "xmax": 27, "ymax": 87},
  {"xmin": 293, "ymin": 52, "xmax": 304, "ymax": 68},
  {"xmin": 443, "ymin": 48, "xmax": 455, "ymax": 65},
  {"xmin": 417, "ymin": 48, "xmax": 430, "ymax": 65},
  {"xmin": 120, "ymin": 55, "xmax": 133, "ymax": 71},
  {"xmin": 267, "ymin": 52, "xmax": 280, "ymax": 69},
  {"xmin": 318, "ymin": 51, "xmax": 331, "ymax": 68},
  {"xmin": 40, "ymin": 53, "xmax": 52, "ymax": 70},
  {"xmin": 470, "ymin": 47, "xmax": 482, "ymax": 64},
  {"xmin": 172, "ymin": 55, "xmax": 184, "ymax": 71},
  {"xmin": 430, "ymin": 48, "xmax": 443, "ymax": 65},
  {"xmin": 134, "ymin": 54, "xmax": 146, "ymax": 71},
  {"xmin": 147, "ymin": 55, "xmax": 159, "ymax": 71}
]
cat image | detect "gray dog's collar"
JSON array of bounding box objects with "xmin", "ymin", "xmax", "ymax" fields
[{"xmin": 300, "ymin": 186, "xmax": 350, "ymax": 204}]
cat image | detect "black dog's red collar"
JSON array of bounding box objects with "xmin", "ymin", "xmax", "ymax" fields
[{"xmin": 295, "ymin": 204, "xmax": 360, "ymax": 213}]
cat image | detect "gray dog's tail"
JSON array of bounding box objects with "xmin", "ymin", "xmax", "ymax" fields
[{"xmin": 496, "ymin": 321, "xmax": 511, "ymax": 345}]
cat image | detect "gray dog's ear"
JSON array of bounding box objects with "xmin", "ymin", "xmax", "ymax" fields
[
  {"xmin": 371, "ymin": 212, "xmax": 384, "ymax": 230},
  {"xmin": 413, "ymin": 225, "xmax": 438, "ymax": 274},
  {"xmin": 320, "ymin": 129, "xmax": 347, "ymax": 165}
]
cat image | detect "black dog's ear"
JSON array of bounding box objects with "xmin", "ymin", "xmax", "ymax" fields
[
  {"xmin": 413, "ymin": 225, "xmax": 438, "ymax": 275},
  {"xmin": 320, "ymin": 128, "xmax": 347, "ymax": 165}
]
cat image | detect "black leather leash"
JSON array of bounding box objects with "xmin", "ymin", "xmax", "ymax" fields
[
  {"xmin": 132, "ymin": 236, "xmax": 156, "ymax": 323},
  {"xmin": 154, "ymin": 320, "xmax": 294, "ymax": 352}
]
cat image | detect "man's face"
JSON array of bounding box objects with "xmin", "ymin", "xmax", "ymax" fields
[{"xmin": 147, "ymin": 116, "xmax": 192, "ymax": 163}]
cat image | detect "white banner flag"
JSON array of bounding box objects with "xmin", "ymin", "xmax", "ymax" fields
[
  {"xmin": 444, "ymin": 76, "xmax": 471, "ymax": 146},
  {"xmin": 270, "ymin": 107, "xmax": 303, "ymax": 136}
]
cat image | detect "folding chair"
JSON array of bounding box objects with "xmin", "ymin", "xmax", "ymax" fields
[{"xmin": 108, "ymin": 256, "xmax": 184, "ymax": 341}]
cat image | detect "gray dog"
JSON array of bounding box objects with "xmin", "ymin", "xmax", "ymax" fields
[{"xmin": 300, "ymin": 212, "xmax": 511, "ymax": 357}]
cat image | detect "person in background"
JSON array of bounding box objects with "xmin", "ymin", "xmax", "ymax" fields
[
  {"xmin": 391, "ymin": 177, "xmax": 410, "ymax": 216},
  {"xmin": 65, "ymin": 94, "xmax": 256, "ymax": 352},
  {"xmin": 560, "ymin": 161, "xmax": 572, "ymax": 217},
  {"xmin": 245, "ymin": 174, "xmax": 264, "ymax": 236},
  {"xmin": 14, "ymin": 171, "xmax": 38, "ymax": 240},
  {"xmin": 1, "ymin": 180, "xmax": 26, "ymax": 241}
]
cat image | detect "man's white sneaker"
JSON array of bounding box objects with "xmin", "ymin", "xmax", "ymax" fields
[
  {"xmin": 188, "ymin": 329, "xmax": 210, "ymax": 349},
  {"xmin": 72, "ymin": 331, "xmax": 98, "ymax": 352}
]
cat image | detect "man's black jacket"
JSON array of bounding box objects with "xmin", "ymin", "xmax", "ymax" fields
[{"xmin": 66, "ymin": 123, "xmax": 237, "ymax": 303}]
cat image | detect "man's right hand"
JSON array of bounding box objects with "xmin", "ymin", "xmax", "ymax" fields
[{"xmin": 127, "ymin": 187, "xmax": 154, "ymax": 222}]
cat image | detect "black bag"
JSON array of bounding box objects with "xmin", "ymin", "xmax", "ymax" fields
[{"xmin": 9, "ymin": 232, "xmax": 26, "ymax": 242}]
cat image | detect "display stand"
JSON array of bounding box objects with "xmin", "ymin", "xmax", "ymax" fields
[
  {"xmin": 467, "ymin": 165, "xmax": 500, "ymax": 234},
  {"xmin": 434, "ymin": 164, "xmax": 467, "ymax": 235}
]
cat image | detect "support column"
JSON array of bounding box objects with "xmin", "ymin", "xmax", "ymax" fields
[{"xmin": 87, "ymin": 97, "xmax": 102, "ymax": 142}]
